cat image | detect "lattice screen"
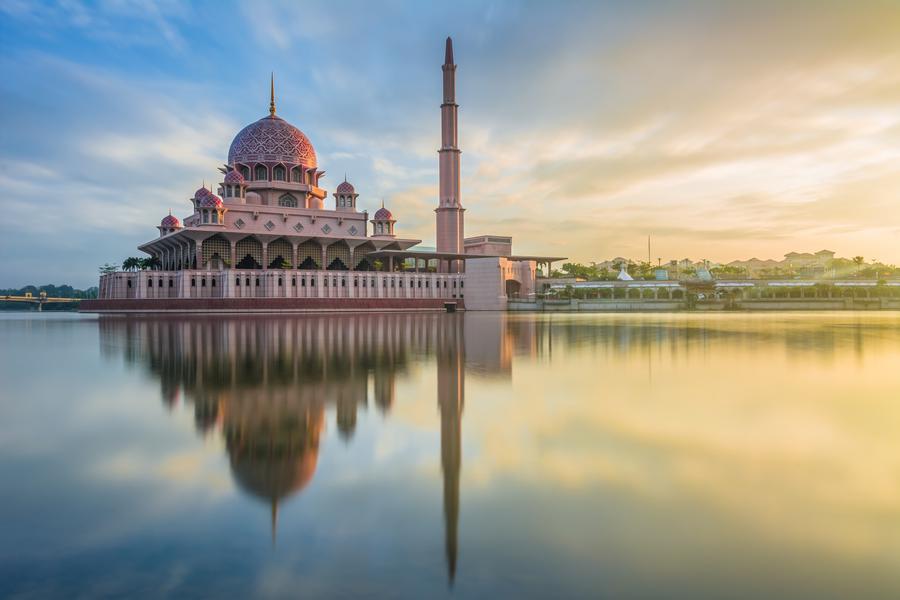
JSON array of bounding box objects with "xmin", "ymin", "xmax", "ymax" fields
[
  {"xmin": 235, "ymin": 237, "xmax": 263, "ymax": 269},
  {"xmin": 202, "ymin": 235, "xmax": 230, "ymax": 268},
  {"xmin": 297, "ymin": 241, "xmax": 321, "ymax": 269},
  {"xmin": 326, "ymin": 242, "xmax": 351, "ymax": 270},
  {"xmin": 268, "ymin": 238, "xmax": 293, "ymax": 268}
]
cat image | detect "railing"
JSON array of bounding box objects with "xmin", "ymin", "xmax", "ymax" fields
[{"xmin": 99, "ymin": 270, "xmax": 465, "ymax": 301}]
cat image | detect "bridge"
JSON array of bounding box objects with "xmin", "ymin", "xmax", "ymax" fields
[{"xmin": 2, "ymin": 292, "xmax": 82, "ymax": 311}]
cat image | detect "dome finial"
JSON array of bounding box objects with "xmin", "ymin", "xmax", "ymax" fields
[{"xmin": 269, "ymin": 72, "xmax": 276, "ymax": 117}]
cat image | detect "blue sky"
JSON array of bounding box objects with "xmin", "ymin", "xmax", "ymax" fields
[{"xmin": 2, "ymin": 0, "xmax": 899, "ymax": 287}]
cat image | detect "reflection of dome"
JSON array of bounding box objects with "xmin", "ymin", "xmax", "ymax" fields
[
  {"xmin": 228, "ymin": 115, "xmax": 317, "ymax": 167},
  {"xmin": 200, "ymin": 194, "xmax": 224, "ymax": 208},
  {"xmin": 160, "ymin": 214, "xmax": 181, "ymax": 228},
  {"xmin": 194, "ymin": 187, "xmax": 211, "ymax": 200},
  {"xmin": 224, "ymin": 169, "xmax": 245, "ymax": 184},
  {"xmin": 336, "ymin": 180, "xmax": 355, "ymax": 194},
  {"xmin": 374, "ymin": 206, "xmax": 393, "ymax": 220},
  {"xmin": 230, "ymin": 450, "xmax": 318, "ymax": 502}
]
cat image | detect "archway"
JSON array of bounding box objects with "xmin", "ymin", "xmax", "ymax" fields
[
  {"xmin": 235, "ymin": 237, "xmax": 263, "ymax": 270},
  {"xmin": 505, "ymin": 280, "xmax": 522, "ymax": 298}
]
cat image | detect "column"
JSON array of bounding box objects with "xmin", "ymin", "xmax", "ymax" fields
[
  {"xmin": 321, "ymin": 243, "xmax": 328, "ymax": 271},
  {"xmin": 261, "ymin": 241, "xmax": 268, "ymax": 271},
  {"xmin": 230, "ymin": 241, "xmax": 237, "ymax": 270},
  {"xmin": 195, "ymin": 240, "xmax": 203, "ymax": 271}
]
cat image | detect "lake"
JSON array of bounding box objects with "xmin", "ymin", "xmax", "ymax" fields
[{"xmin": 1, "ymin": 312, "xmax": 899, "ymax": 599}]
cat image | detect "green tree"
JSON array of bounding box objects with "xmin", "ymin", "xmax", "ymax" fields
[
  {"xmin": 99, "ymin": 263, "xmax": 120, "ymax": 274},
  {"xmin": 852, "ymin": 256, "xmax": 865, "ymax": 275},
  {"xmin": 121, "ymin": 257, "xmax": 140, "ymax": 272}
]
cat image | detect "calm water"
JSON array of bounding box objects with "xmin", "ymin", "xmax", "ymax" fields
[{"xmin": 1, "ymin": 312, "xmax": 899, "ymax": 599}]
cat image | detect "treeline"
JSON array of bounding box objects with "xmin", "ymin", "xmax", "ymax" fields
[{"xmin": 0, "ymin": 284, "xmax": 99, "ymax": 299}]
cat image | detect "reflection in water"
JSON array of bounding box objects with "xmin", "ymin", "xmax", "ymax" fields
[
  {"xmin": 99, "ymin": 314, "xmax": 468, "ymax": 580},
  {"xmin": 73, "ymin": 311, "xmax": 900, "ymax": 597}
]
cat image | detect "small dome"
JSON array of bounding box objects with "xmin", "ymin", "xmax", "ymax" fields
[
  {"xmin": 225, "ymin": 169, "xmax": 245, "ymax": 184},
  {"xmin": 374, "ymin": 206, "xmax": 393, "ymax": 220},
  {"xmin": 200, "ymin": 194, "xmax": 224, "ymax": 208},
  {"xmin": 194, "ymin": 187, "xmax": 211, "ymax": 200},
  {"xmin": 161, "ymin": 214, "xmax": 182, "ymax": 228},
  {"xmin": 336, "ymin": 180, "xmax": 355, "ymax": 194}
]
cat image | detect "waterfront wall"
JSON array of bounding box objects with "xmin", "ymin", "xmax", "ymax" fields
[
  {"xmin": 81, "ymin": 297, "xmax": 463, "ymax": 313},
  {"xmin": 509, "ymin": 298, "xmax": 900, "ymax": 312}
]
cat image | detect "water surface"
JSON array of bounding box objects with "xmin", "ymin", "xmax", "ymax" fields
[{"xmin": 1, "ymin": 312, "xmax": 899, "ymax": 599}]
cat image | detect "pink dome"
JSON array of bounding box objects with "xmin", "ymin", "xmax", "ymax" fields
[
  {"xmin": 200, "ymin": 194, "xmax": 224, "ymax": 208},
  {"xmin": 161, "ymin": 214, "xmax": 181, "ymax": 228},
  {"xmin": 336, "ymin": 180, "xmax": 355, "ymax": 194},
  {"xmin": 194, "ymin": 187, "xmax": 211, "ymax": 200},
  {"xmin": 228, "ymin": 115, "xmax": 317, "ymax": 168},
  {"xmin": 224, "ymin": 169, "xmax": 245, "ymax": 184},
  {"xmin": 373, "ymin": 207, "xmax": 393, "ymax": 220}
]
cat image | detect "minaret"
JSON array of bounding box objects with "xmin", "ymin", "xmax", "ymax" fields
[{"xmin": 436, "ymin": 37, "xmax": 465, "ymax": 272}]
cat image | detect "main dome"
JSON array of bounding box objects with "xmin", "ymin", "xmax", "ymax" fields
[{"xmin": 228, "ymin": 115, "xmax": 317, "ymax": 168}]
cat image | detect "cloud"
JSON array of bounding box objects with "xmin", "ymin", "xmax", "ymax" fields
[{"xmin": 2, "ymin": 0, "xmax": 900, "ymax": 286}]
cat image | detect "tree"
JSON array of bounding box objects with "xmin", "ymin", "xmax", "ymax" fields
[
  {"xmin": 99, "ymin": 263, "xmax": 120, "ymax": 274},
  {"xmin": 139, "ymin": 256, "xmax": 160, "ymax": 271},
  {"xmin": 121, "ymin": 257, "xmax": 140, "ymax": 272},
  {"xmin": 852, "ymin": 256, "xmax": 865, "ymax": 275}
]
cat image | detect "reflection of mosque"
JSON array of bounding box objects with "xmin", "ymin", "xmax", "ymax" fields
[{"xmin": 99, "ymin": 314, "xmax": 495, "ymax": 583}]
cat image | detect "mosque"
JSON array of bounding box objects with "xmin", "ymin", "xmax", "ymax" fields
[{"xmin": 85, "ymin": 38, "xmax": 562, "ymax": 312}]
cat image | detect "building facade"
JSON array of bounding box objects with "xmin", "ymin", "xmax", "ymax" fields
[{"xmin": 86, "ymin": 38, "xmax": 562, "ymax": 313}]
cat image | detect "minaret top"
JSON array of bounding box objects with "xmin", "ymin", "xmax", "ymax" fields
[
  {"xmin": 444, "ymin": 37, "xmax": 454, "ymax": 65},
  {"xmin": 269, "ymin": 72, "xmax": 276, "ymax": 117}
]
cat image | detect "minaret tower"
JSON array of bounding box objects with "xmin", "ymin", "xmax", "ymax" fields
[{"xmin": 436, "ymin": 37, "xmax": 465, "ymax": 272}]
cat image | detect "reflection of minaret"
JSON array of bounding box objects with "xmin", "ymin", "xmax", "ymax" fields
[{"xmin": 437, "ymin": 315, "xmax": 464, "ymax": 585}]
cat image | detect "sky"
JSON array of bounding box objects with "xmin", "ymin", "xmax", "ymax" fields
[{"xmin": 1, "ymin": 0, "xmax": 899, "ymax": 288}]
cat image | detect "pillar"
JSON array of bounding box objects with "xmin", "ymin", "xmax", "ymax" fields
[{"xmin": 261, "ymin": 241, "xmax": 268, "ymax": 271}]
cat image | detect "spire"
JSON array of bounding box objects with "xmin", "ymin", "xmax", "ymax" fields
[
  {"xmin": 269, "ymin": 72, "xmax": 276, "ymax": 117},
  {"xmin": 444, "ymin": 37, "xmax": 454, "ymax": 65}
]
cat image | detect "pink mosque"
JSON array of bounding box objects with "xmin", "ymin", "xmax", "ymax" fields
[{"xmin": 85, "ymin": 38, "xmax": 562, "ymax": 312}]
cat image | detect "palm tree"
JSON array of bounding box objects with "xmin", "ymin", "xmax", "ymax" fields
[
  {"xmin": 121, "ymin": 257, "xmax": 140, "ymax": 272},
  {"xmin": 852, "ymin": 256, "xmax": 865, "ymax": 276}
]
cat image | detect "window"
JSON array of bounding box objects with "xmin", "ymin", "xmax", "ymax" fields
[
  {"xmin": 191, "ymin": 278, "xmax": 195, "ymax": 287},
  {"xmin": 341, "ymin": 278, "xmax": 346, "ymax": 287},
  {"xmin": 255, "ymin": 278, "xmax": 260, "ymax": 287},
  {"xmin": 211, "ymin": 279, "xmax": 216, "ymax": 287},
  {"xmin": 278, "ymin": 278, "xmax": 282, "ymax": 287},
  {"xmin": 240, "ymin": 165, "xmax": 250, "ymax": 180},
  {"xmin": 245, "ymin": 277, "xmax": 250, "ymax": 286},
  {"xmin": 310, "ymin": 278, "xmax": 315, "ymax": 287},
  {"xmin": 278, "ymin": 194, "xmax": 297, "ymax": 208},
  {"xmin": 291, "ymin": 168, "xmax": 301, "ymax": 183},
  {"xmin": 254, "ymin": 165, "xmax": 267, "ymax": 181},
  {"xmin": 425, "ymin": 280, "xmax": 430, "ymax": 288},
  {"xmin": 236, "ymin": 277, "xmax": 240, "ymax": 286},
  {"xmin": 201, "ymin": 278, "xmax": 206, "ymax": 287},
  {"xmin": 169, "ymin": 279, "xmax": 174, "ymax": 288},
  {"xmin": 460, "ymin": 281, "xmax": 464, "ymax": 288},
  {"xmin": 324, "ymin": 278, "xmax": 328, "ymax": 287},
  {"xmin": 291, "ymin": 278, "xmax": 296, "ymax": 287},
  {"xmin": 417, "ymin": 280, "xmax": 421, "ymax": 288},
  {"xmin": 148, "ymin": 279, "xmax": 153, "ymax": 287},
  {"xmin": 273, "ymin": 165, "xmax": 286, "ymax": 181},
  {"xmin": 301, "ymin": 278, "xmax": 306, "ymax": 287},
  {"xmin": 127, "ymin": 280, "xmax": 132, "ymax": 288}
]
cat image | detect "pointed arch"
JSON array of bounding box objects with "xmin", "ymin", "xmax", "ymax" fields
[
  {"xmin": 268, "ymin": 238, "xmax": 292, "ymax": 269},
  {"xmin": 297, "ymin": 241, "xmax": 321, "ymax": 270},
  {"xmin": 202, "ymin": 234, "xmax": 230, "ymax": 269},
  {"xmin": 235, "ymin": 236, "xmax": 263, "ymax": 269}
]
